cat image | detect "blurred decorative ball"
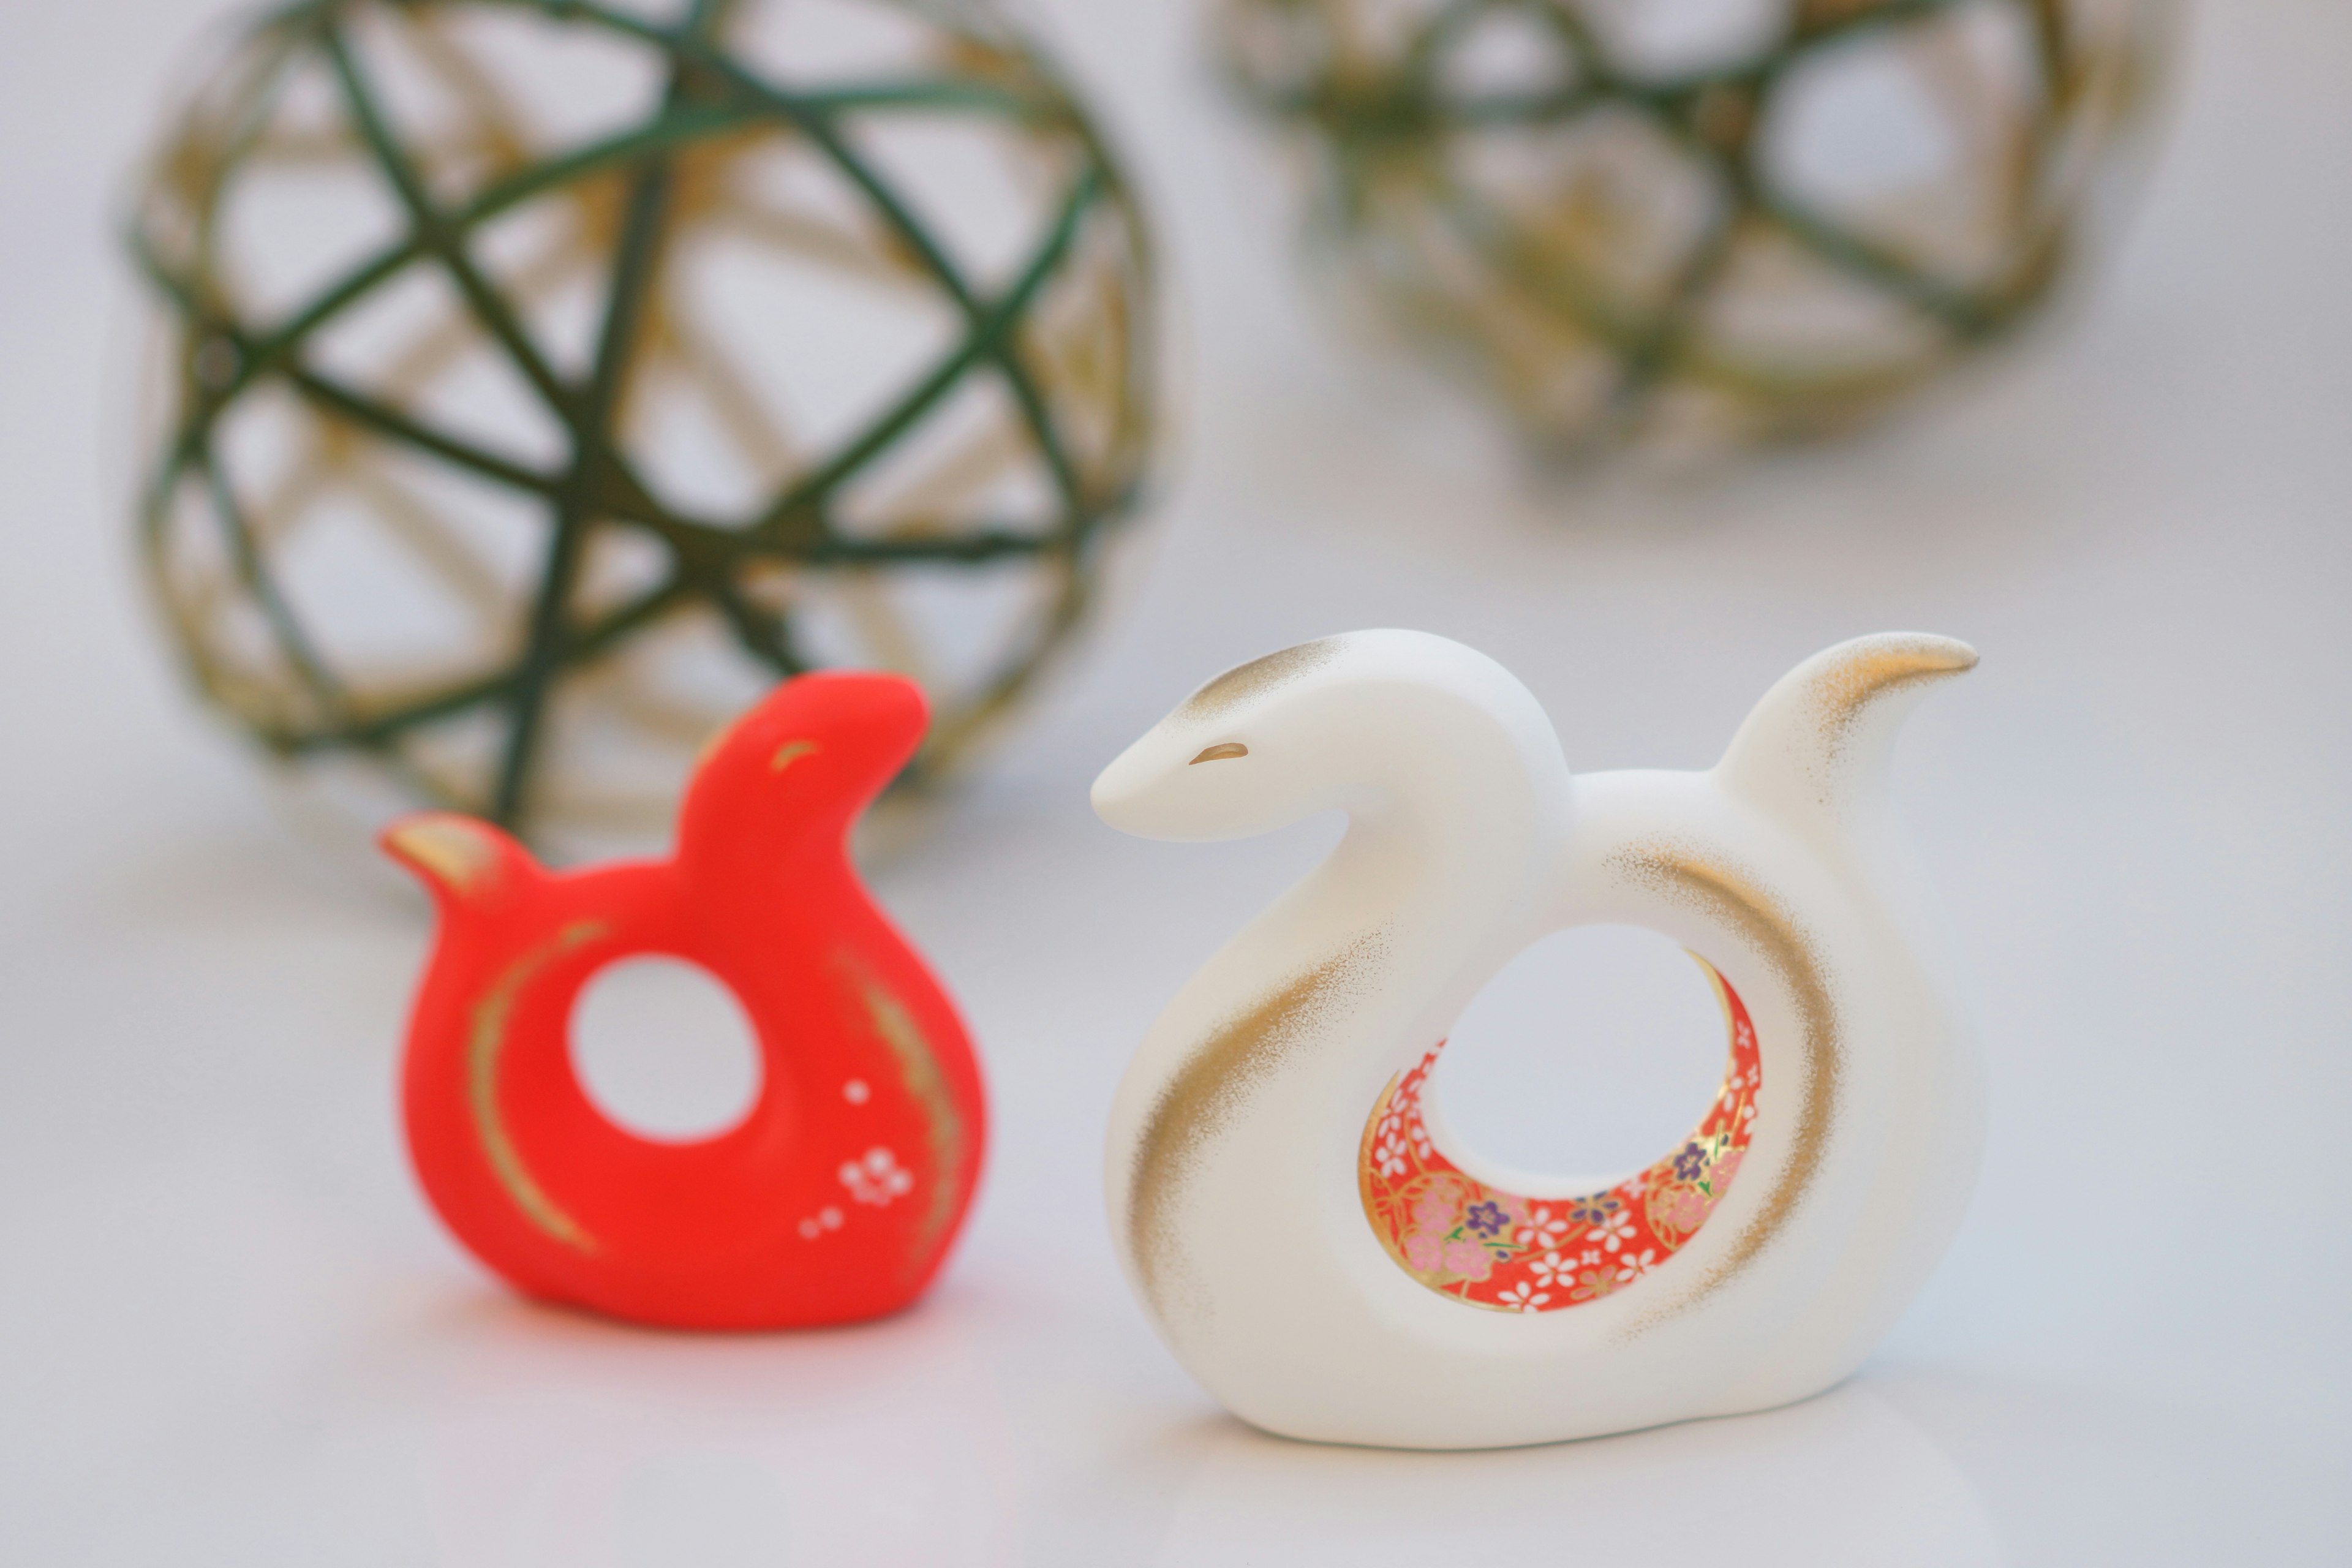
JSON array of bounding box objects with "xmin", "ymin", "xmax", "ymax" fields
[
  {"xmin": 129, "ymin": 0, "xmax": 1155, "ymax": 858},
  {"xmin": 1219, "ymin": 0, "xmax": 2169, "ymax": 452}
]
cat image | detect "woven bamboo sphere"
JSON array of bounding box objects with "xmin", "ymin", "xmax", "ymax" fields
[
  {"xmin": 1219, "ymin": 0, "xmax": 2169, "ymax": 451},
  {"xmin": 130, "ymin": 0, "xmax": 1155, "ymax": 858}
]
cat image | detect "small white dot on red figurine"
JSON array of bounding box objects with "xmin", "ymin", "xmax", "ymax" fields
[
  {"xmin": 843, "ymin": 1079, "xmax": 870, "ymax": 1105},
  {"xmin": 820, "ymin": 1206, "xmax": 842, "ymax": 1230},
  {"xmin": 839, "ymin": 1147, "xmax": 914, "ymax": 1206}
]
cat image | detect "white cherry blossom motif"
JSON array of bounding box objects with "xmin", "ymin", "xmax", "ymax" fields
[
  {"xmin": 840, "ymin": 1146, "xmax": 915, "ymax": 1207},
  {"xmin": 795, "ymin": 1205, "xmax": 845, "ymax": 1241},
  {"xmin": 1714, "ymin": 1058, "xmax": 1757, "ymax": 1109},
  {"xmin": 1373, "ymin": 1133, "xmax": 1409, "ymax": 1178},
  {"xmin": 1494, "ymin": 1281, "xmax": 1551, "ymax": 1313},
  {"xmin": 1529, "ymin": 1251, "xmax": 1576, "ymax": 1289},
  {"xmin": 1515, "ymin": 1205, "xmax": 1569, "ymax": 1249},
  {"xmin": 1614, "ymin": 1248, "xmax": 1659, "ymax": 1285},
  {"xmin": 1591, "ymin": 1208, "xmax": 1638, "ymax": 1253}
]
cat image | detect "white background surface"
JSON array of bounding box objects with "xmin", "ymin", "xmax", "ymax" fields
[{"xmin": 4, "ymin": 1, "xmax": 2348, "ymax": 1562}]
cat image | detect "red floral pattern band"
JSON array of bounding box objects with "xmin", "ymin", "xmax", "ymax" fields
[{"xmin": 1358, "ymin": 959, "xmax": 1760, "ymax": 1314}]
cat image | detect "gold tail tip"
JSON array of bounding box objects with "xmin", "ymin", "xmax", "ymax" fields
[
  {"xmin": 380, "ymin": 813, "xmax": 504, "ymax": 899},
  {"xmin": 1814, "ymin": 634, "xmax": 1978, "ymax": 720}
]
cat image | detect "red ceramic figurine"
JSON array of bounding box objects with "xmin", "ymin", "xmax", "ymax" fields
[{"xmin": 381, "ymin": 673, "xmax": 986, "ymax": 1330}]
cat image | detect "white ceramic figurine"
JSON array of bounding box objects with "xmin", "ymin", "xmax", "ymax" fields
[{"xmin": 1093, "ymin": 630, "xmax": 1983, "ymax": 1449}]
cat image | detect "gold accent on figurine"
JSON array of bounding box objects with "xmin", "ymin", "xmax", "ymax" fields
[
  {"xmin": 1179, "ymin": 639, "xmax": 1341, "ymax": 721},
  {"xmin": 852, "ymin": 967, "xmax": 970, "ymax": 1260},
  {"xmin": 1128, "ymin": 930, "xmax": 1387, "ymax": 1332},
  {"xmin": 467, "ymin": 920, "xmax": 609, "ymax": 1252},
  {"xmin": 1811, "ymin": 638, "xmax": 1980, "ymax": 781},
  {"xmin": 1609, "ymin": 845, "xmax": 1840, "ymax": 1330},
  {"xmin": 384, "ymin": 816, "xmax": 499, "ymax": 897},
  {"xmin": 1189, "ymin": 742, "xmax": 1250, "ymax": 764}
]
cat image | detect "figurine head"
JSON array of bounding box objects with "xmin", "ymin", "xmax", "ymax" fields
[
  {"xmin": 380, "ymin": 673, "xmax": 929, "ymax": 904},
  {"xmin": 1091, "ymin": 631, "xmax": 1563, "ymax": 842},
  {"xmin": 674, "ymin": 671, "xmax": 929, "ymax": 868}
]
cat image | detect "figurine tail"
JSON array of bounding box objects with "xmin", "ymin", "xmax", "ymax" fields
[
  {"xmin": 1712, "ymin": 633, "xmax": 1977, "ymax": 831},
  {"xmin": 379, "ymin": 812, "xmax": 541, "ymax": 908}
]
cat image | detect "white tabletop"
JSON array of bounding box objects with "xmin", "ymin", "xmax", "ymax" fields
[{"xmin": 2, "ymin": 1, "xmax": 2346, "ymax": 1562}]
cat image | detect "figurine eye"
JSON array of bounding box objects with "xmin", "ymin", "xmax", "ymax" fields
[{"xmin": 1189, "ymin": 742, "xmax": 1248, "ymax": 764}]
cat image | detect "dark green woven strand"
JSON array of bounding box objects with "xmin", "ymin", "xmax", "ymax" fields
[
  {"xmin": 1221, "ymin": 0, "xmax": 2150, "ymax": 441},
  {"xmin": 130, "ymin": 0, "xmax": 1151, "ymax": 837}
]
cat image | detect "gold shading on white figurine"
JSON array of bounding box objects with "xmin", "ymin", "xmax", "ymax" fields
[{"xmin": 1092, "ymin": 630, "xmax": 1983, "ymax": 1449}]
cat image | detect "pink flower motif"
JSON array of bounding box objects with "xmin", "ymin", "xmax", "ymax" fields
[
  {"xmin": 1441, "ymin": 1240, "xmax": 1493, "ymax": 1281},
  {"xmin": 1403, "ymin": 1231, "xmax": 1446, "ymax": 1273},
  {"xmin": 1410, "ymin": 1189, "xmax": 1461, "ymax": 1233},
  {"xmin": 1654, "ymin": 1185, "xmax": 1713, "ymax": 1233},
  {"xmin": 1709, "ymin": 1149, "xmax": 1745, "ymax": 1191}
]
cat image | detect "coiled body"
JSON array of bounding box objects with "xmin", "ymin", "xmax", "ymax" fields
[
  {"xmin": 385, "ymin": 674, "xmax": 985, "ymax": 1330},
  {"xmin": 1094, "ymin": 631, "xmax": 1981, "ymax": 1447}
]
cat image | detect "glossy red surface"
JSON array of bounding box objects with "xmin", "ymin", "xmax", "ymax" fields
[{"xmin": 382, "ymin": 674, "xmax": 986, "ymax": 1330}]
